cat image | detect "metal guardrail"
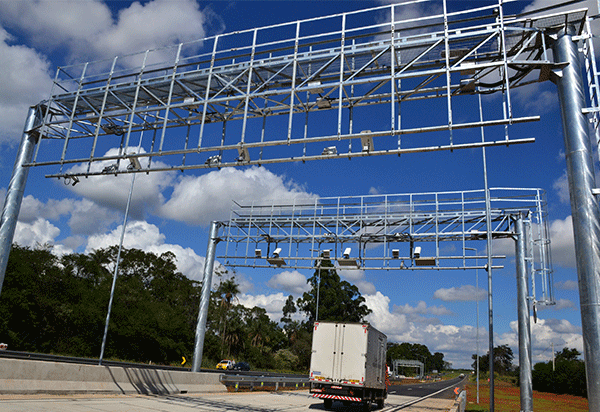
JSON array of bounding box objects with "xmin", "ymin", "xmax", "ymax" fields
[{"xmin": 219, "ymin": 374, "xmax": 310, "ymax": 392}]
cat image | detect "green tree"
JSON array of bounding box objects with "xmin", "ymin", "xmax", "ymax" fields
[
  {"xmin": 386, "ymin": 342, "xmax": 443, "ymax": 375},
  {"xmin": 0, "ymin": 245, "xmax": 91, "ymax": 354},
  {"xmin": 296, "ymin": 257, "xmax": 371, "ymax": 325},
  {"xmin": 494, "ymin": 344, "xmax": 514, "ymax": 374},
  {"xmin": 556, "ymin": 347, "xmax": 581, "ymax": 362},
  {"xmin": 471, "ymin": 344, "xmax": 514, "ymax": 375},
  {"xmin": 244, "ymin": 306, "xmax": 286, "ymax": 368},
  {"xmin": 288, "ymin": 325, "xmax": 313, "ymax": 371},
  {"xmin": 58, "ymin": 248, "xmax": 114, "ymax": 356},
  {"xmin": 281, "ymin": 295, "xmax": 296, "ymax": 324},
  {"xmin": 98, "ymin": 247, "xmax": 200, "ymax": 363},
  {"xmin": 274, "ymin": 348, "xmax": 300, "ymax": 371},
  {"xmin": 281, "ymin": 295, "xmax": 297, "ymax": 338},
  {"xmin": 431, "ymin": 352, "xmax": 445, "ymax": 372},
  {"xmin": 532, "ymin": 348, "xmax": 586, "ymax": 397},
  {"xmin": 0, "ymin": 245, "xmax": 202, "ymax": 364},
  {"xmin": 278, "ymin": 294, "xmax": 310, "ymax": 370},
  {"xmin": 214, "ymin": 277, "xmax": 240, "ymax": 356},
  {"xmin": 0, "ymin": 245, "xmax": 338, "ymax": 373}
]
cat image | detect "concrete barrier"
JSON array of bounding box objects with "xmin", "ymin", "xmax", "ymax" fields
[
  {"xmin": 449, "ymin": 390, "xmax": 467, "ymax": 412},
  {"xmin": 0, "ymin": 358, "xmax": 225, "ymax": 395}
]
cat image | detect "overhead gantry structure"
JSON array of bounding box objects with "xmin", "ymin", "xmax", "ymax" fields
[
  {"xmin": 24, "ymin": 1, "xmax": 591, "ymax": 177},
  {"xmin": 217, "ymin": 188, "xmax": 551, "ymax": 284},
  {"xmin": 2, "ymin": 1, "xmax": 600, "ymax": 411},
  {"xmin": 194, "ymin": 187, "xmax": 552, "ymax": 410}
]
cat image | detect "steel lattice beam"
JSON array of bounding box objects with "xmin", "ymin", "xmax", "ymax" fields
[
  {"xmin": 23, "ymin": 2, "xmax": 588, "ymax": 179},
  {"xmin": 217, "ymin": 187, "xmax": 553, "ymax": 300}
]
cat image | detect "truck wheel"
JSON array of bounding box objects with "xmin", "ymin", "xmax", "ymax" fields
[
  {"xmin": 323, "ymin": 399, "xmax": 333, "ymax": 410},
  {"xmin": 376, "ymin": 399, "xmax": 384, "ymax": 409},
  {"xmin": 362, "ymin": 401, "xmax": 372, "ymax": 411}
]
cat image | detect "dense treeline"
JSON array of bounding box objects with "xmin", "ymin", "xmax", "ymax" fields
[
  {"xmin": 471, "ymin": 345, "xmax": 587, "ymax": 399},
  {"xmin": 0, "ymin": 245, "xmax": 446, "ymax": 373},
  {"xmin": 0, "ymin": 245, "xmax": 199, "ymax": 363},
  {"xmin": 471, "ymin": 344, "xmax": 515, "ymax": 375},
  {"xmin": 532, "ymin": 347, "xmax": 587, "ymax": 398}
]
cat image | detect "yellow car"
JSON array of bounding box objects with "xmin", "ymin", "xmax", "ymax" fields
[{"xmin": 216, "ymin": 359, "xmax": 234, "ymax": 370}]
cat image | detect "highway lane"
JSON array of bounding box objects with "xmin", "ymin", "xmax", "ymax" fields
[
  {"xmin": 0, "ymin": 391, "xmax": 456, "ymax": 412},
  {"xmin": 388, "ymin": 376, "xmax": 464, "ymax": 398},
  {"xmin": 0, "ymin": 378, "xmax": 462, "ymax": 411}
]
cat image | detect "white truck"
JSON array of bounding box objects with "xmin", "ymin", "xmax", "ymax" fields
[{"xmin": 309, "ymin": 322, "xmax": 388, "ymax": 411}]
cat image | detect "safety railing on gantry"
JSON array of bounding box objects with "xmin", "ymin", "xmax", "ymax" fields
[
  {"xmin": 24, "ymin": 1, "xmax": 589, "ymax": 181},
  {"xmin": 218, "ymin": 187, "xmax": 554, "ymax": 306},
  {"xmin": 581, "ymin": 14, "xmax": 600, "ymax": 168}
]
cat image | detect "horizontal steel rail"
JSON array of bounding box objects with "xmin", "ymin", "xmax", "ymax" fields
[
  {"xmin": 219, "ymin": 373, "xmax": 310, "ymax": 392},
  {"xmin": 21, "ymin": 1, "xmax": 588, "ymax": 178},
  {"xmin": 218, "ymin": 187, "xmax": 554, "ymax": 305}
]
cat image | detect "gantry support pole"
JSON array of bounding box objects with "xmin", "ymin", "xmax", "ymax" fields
[
  {"xmin": 0, "ymin": 106, "xmax": 42, "ymax": 296},
  {"xmin": 552, "ymin": 25, "xmax": 600, "ymax": 412},
  {"xmin": 192, "ymin": 221, "xmax": 220, "ymax": 372},
  {"xmin": 515, "ymin": 213, "xmax": 533, "ymax": 412}
]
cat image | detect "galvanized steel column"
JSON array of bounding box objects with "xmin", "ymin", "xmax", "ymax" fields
[
  {"xmin": 515, "ymin": 213, "xmax": 533, "ymax": 412},
  {"xmin": 553, "ymin": 25, "xmax": 600, "ymax": 411},
  {"xmin": 192, "ymin": 221, "xmax": 220, "ymax": 372},
  {"xmin": 0, "ymin": 106, "xmax": 41, "ymax": 296}
]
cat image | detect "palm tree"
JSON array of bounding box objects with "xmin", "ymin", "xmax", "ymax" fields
[{"xmin": 215, "ymin": 277, "xmax": 240, "ymax": 357}]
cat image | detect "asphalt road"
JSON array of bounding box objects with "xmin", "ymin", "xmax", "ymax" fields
[
  {"xmin": 0, "ymin": 391, "xmax": 456, "ymax": 412},
  {"xmin": 388, "ymin": 376, "xmax": 464, "ymax": 399},
  {"xmin": 0, "ymin": 377, "xmax": 463, "ymax": 411}
]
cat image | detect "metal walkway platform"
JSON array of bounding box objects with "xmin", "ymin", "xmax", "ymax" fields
[
  {"xmin": 27, "ymin": 1, "xmax": 590, "ymax": 178},
  {"xmin": 218, "ymin": 187, "xmax": 553, "ymax": 304}
]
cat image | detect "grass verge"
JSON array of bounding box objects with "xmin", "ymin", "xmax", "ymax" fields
[{"xmin": 464, "ymin": 380, "xmax": 588, "ymax": 412}]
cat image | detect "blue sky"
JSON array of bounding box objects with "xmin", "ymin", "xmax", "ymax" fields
[{"xmin": 0, "ymin": 0, "xmax": 594, "ymax": 369}]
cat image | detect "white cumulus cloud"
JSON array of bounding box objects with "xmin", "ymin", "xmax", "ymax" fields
[
  {"xmin": 159, "ymin": 166, "xmax": 318, "ymax": 226},
  {"xmin": 537, "ymin": 298, "xmax": 576, "ymax": 311},
  {"xmin": 555, "ymin": 280, "xmax": 578, "ymax": 290},
  {"xmin": 15, "ymin": 192, "xmax": 121, "ymax": 237},
  {"xmin": 14, "ymin": 218, "xmax": 61, "ymax": 249},
  {"xmin": 548, "ymin": 216, "xmax": 575, "ymax": 268},
  {"xmin": 392, "ymin": 300, "xmax": 454, "ymax": 325},
  {"xmin": 492, "ymin": 214, "xmax": 575, "ymax": 269},
  {"xmin": 0, "ymin": 0, "xmax": 219, "ymax": 146},
  {"xmin": 65, "ymin": 148, "xmax": 174, "ymax": 220},
  {"xmin": 338, "ymin": 267, "xmax": 376, "ymax": 295},
  {"xmin": 85, "ymin": 220, "xmax": 206, "ymax": 281},
  {"xmin": 505, "ymin": 317, "xmax": 583, "ymax": 364},
  {"xmin": 433, "ymin": 284, "xmax": 487, "ymax": 302},
  {"xmin": 394, "ymin": 300, "xmax": 454, "ymax": 317},
  {"xmin": 0, "ymin": 28, "xmax": 53, "ymax": 145},
  {"xmin": 0, "ymin": 0, "xmax": 210, "ymax": 62},
  {"xmin": 553, "ymin": 170, "xmax": 570, "ymax": 204},
  {"xmin": 268, "ymin": 271, "xmax": 309, "ymax": 295},
  {"xmin": 238, "ymin": 292, "xmax": 289, "ymax": 322},
  {"xmin": 364, "ymin": 291, "xmax": 487, "ymax": 368},
  {"xmin": 364, "ymin": 292, "xmax": 412, "ymax": 340}
]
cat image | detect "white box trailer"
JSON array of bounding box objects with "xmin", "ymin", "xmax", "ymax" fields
[{"xmin": 309, "ymin": 322, "xmax": 387, "ymax": 411}]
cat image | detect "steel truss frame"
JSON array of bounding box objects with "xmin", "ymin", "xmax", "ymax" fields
[
  {"xmin": 6, "ymin": 1, "xmax": 597, "ymax": 407},
  {"xmin": 24, "ymin": 1, "xmax": 588, "ymax": 179},
  {"xmin": 392, "ymin": 359, "xmax": 425, "ymax": 378},
  {"xmin": 581, "ymin": 14, "xmax": 600, "ymax": 164},
  {"xmin": 217, "ymin": 187, "xmax": 554, "ymax": 306}
]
